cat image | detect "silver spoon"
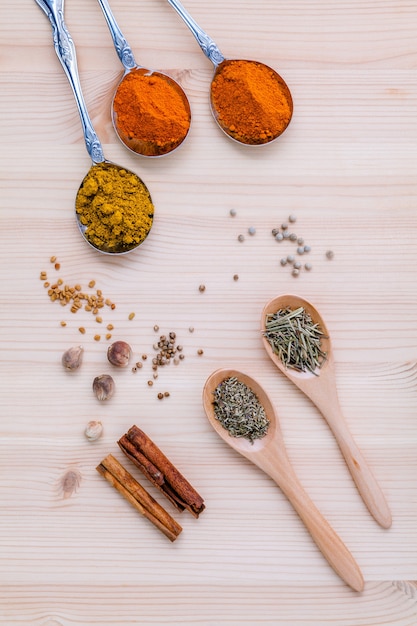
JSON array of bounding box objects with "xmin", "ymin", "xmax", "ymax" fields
[
  {"xmin": 203, "ymin": 368, "xmax": 364, "ymax": 591},
  {"xmin": 34, "ymin": 0, "xmax": 154, "ymax": 254},
  {"xmin": 166, "ymin": 0, "xmax": 293, "ymax": 145},
  {"xmin": 97, "ymin": 0, "xmax": 191, "ymax": 157}
]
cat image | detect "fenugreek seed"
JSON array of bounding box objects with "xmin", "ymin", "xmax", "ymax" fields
[
  {"xmin": 199, "ymin": 284, "xmax": 206, "ymax": 292},
  {"xmin": 50, "ymin": 256, "xmax": 57, "ymax": 263},
  {"xmin": 96, "ymin": 316, "xmax": 102, "ymax": 323},
  {"xmin": 238, "ymin": 234, "xmax": 244, "ymax": 242},
  {"xmin": 197, "ymin": 349, "xmax": 204, "ymax": 355},
  {"xmin": 157, "ymin": 392, "xmax": 164, "ymax": 399},
  {"xmin": 88, "ymin": 280, "xmax": 96, "ymax": 288},
  {"xmin": 233, "ymin": 274, "xmax": 239, "ymax": 281},
  {"xmin": 96, "ymin": 290, "xmax": 102, "ymax": 297},
  {"xmin": 106, "ymin": 324, "xmax": 113, "ymax": 331},
  {"xmin": 111, "ymin": 303, "xmax": 116, "ymax": 310},
  {"xmin": 79, "ymin": 327, "xmax": 86, "ymax": 334},
  {"xmin": 57, "ymin": 278, "xmax": 63, "ymax": 285},
  {"xmin": 288, "ymin": 214, "xmax": 297, "ymax": 223},
  {"xmin": 94, "ymin": 335, "xmax": 101, "ymax": 341},
  {"xmin": 148, "ymin": 380, "xmax": 153, "ymax": 386},
  {"xmin": 106, "ymin": 334, "xmax": 112, "ymax": 340},
  {"xmin": 74, "ymin": 284, "xmax": 81, "ymax": 291},
  {"xmin": 55, "ymin": 264, "xmax": 60, "ymax": 271},
  {"xmin": 44, "ymin": 282, "xmax": 50, "ymax": 288},
  {"xmin": 60, "ymin": 321, "xmax": 66, "ymax": 327},
  {"xmin": 128, "ymin": 312, "xmax": 135, "ymax": 320}
]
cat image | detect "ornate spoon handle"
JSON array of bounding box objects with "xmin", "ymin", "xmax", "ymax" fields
[
  {"xmin": 96, "ymin": 0, "xmax": 136, "ymax": 71},
  {"xmin": 34, "ymin": 0, "xmax": 105, "ymax": 163},
  {"xmin": 166, "ymin": 0, "xmax": 225, "ymax": 67}
]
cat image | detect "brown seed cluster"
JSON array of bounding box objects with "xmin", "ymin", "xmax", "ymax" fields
[
  {"xmin": 40, "ymin": 256, "xmax": 116, "ymax": 340},
  {"xmin": 152, "ymin": 331, "xmax": 184, "ymax": 371}
]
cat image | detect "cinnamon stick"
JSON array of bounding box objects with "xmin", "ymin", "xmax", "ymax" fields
[
  {"xmin": 118, "ymin": 425, "xmax": 205, "ymax": 518},
  {"xmin": 96, "ymin": 454, "xmax": 182, "ymax": 542}
]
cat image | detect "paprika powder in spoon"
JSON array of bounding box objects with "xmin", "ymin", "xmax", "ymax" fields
[{"xmin": 166, "ymin": 0, "xmax": 293, "ymax": 145}]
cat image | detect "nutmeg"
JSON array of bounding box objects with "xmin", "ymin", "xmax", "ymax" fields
[
  {"xmin": 62, "ymin": 346, "xmax": 84, "ymax": 371},
  {"xmin": 93, "ymin": 374, "xmax": 115, "ymax": 401},
  {"xmin": 107, "ymin": 341, "xmax": 131, "ymax": 367},
  {"xmin": 84, "ymin": 420, "xmax": 103, "ymax": 441}
]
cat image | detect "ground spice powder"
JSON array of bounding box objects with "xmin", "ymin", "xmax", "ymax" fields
[
  {"xmin": 75, "ymin": 162, "xmax": 154, "ymax": 253},
  {"xmin": 210, "ymin": 59, "xmax": 292, "ymax": 145},
  {"xmin": 113, "ymin": 69, "xmax": 191, "ymax": 156}
]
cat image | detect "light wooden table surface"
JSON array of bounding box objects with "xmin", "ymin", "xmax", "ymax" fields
[{"xmin": 1, "ymin": 0, "xmax": 416, "ymax": 624}]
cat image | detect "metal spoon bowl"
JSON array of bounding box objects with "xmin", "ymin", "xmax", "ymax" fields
[
  {"xmin": 35, "ymin": 0, "xmax": 154, "ymax": 254},
  {"xmin": 97, "ymin": 0, "xmax": 191, "ymax": 157},
  {"xmin": 166, "ymin": 0, "xmax": 293, "ymax": 145},
  {"xmin": 203, "ymin": 368, "xmax": 364, "ymax": 591},
  {"xmin": 261, "ymin": 294, "xmax": 392, "ymax": 529}
]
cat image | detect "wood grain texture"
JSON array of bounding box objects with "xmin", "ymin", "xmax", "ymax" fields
[{"xmin": 0, "ymin": 0, "xmax": 416, "ymax": 623}]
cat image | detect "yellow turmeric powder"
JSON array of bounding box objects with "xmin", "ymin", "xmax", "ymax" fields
[
  {"xmin": 75, "ymin": 162, "xmax": 154, "ymax": 254},
  {"xmin": 210, "ymin": 60, "xmax": 293, "ymax": 145},
  {"xmin": 113, "ymin": 68, "xmax": 191, "ymax": 156}
]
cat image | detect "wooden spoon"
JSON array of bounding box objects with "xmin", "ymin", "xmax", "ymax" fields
[
  {"xmin": 203, "ymin": 368, "xmax": 364, "ymax": 592},
  {"xmin": 261, "ymin": 294, "xmax": 392, "ymax": 529}
]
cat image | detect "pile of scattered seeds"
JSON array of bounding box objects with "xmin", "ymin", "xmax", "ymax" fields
[{"xmin": 39, "ymin": 256, "xmax": 117, "ymax": 340}]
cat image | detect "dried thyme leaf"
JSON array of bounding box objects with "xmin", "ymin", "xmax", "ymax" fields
[{"xmin": 212, "ymin": 377, "xmax": 270, "ymax": 444}]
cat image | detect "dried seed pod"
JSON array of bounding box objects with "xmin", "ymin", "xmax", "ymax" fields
[
  {"xmin": 107, "ymin": 341, "xmax": 131, "ymax": 367},
  {"xmin": 62, "ymin": 346, "xmax": 84, "ymax": 371},
  {"xmin": 93, "ymin": 374, "xmax": 115, "ymax": 401},
  {"xmin": 84, "ymin": 420, "xmax": 103, "ymax": 441}
]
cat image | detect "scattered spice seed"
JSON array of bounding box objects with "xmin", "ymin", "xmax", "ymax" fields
[
  {"xmin": 189, "ymin": 327, "xmax": 194, "ymax": 333},
  {"xmin": 79, "ymin": 327, "xmax": 86, "ymax": 334},
  {"xmin": 88, "ymin": 280, "xmax": 96, "ymax": 288},
  {"xmin": 326, "ymin": 250, "xmax": 334, "ymax": 260},
  {"xmin": 94, "ymin": 335, "xmax": 101, "ymax": 341},
  {"xmin": 197, "ymin": 349, "xmax": 204, "ymax": 356},
  {"xmin": 135, "ymin": 362, "xmax": 143, "ymax": 369},
  {"xmin": 199, "ymin": 284, "xmax": 206, "ymax": 293},
  {"xmin": 289, "ymin": 214, "xmax": 297, "ymax": 223},
  {"xmin": 305, "ymin": 263, "xmax": 313, "ymax": 271},
  {"xmin": 238, "ymin": 234, "xmax": 244, "ymax": 242},
  {"xmin": 248, "ymin": 227, "xmax": 256, "ymax": 236},
  {"xmin": 142, "ymin": 354, "xmax": 147, "ymax": 360},
  {"xmin": 60, "ymin": 321, "xmax": 67, "ymax": 327},
  {"xmin": 148, "ymin": 380, "xmax": 153, "ymax": 386},
  {"xmin": 153, "ymin": 325, "xmax": 159, "ymax": 332},
  {"xmin": 233, "ymin": 274, "xmax": 239, "ymax": 281},
  {"xmin": 230, "ymin": 209, "xmax": 237, "ymax": 217},
  {"xmin": 50, "ymin": 256, "xmax": 57, "ymax": 263},
  {"xmin": 157, "ymin": 392, "xmax": 164, "ymax": 399},
  {"xmin": 128, "ymin": 312, "xmax": 135, "ymax": 320}
]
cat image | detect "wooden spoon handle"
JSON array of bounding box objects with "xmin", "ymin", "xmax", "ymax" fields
[
  {"xmin": 270, "ymin": 463, "xmax": 364, "ymax": 591},
  {"xmin": 326, "ymin": 420, "xmax": 392, "ymax": 529}
]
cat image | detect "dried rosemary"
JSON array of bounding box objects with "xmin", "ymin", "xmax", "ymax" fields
[
  {"xmin": 212, "ymin": 377, "xmax": 270, "ymax": 444},
  {"xmin": 263, "ymin": 306, "xmax": 327, "ymax": 374}
]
